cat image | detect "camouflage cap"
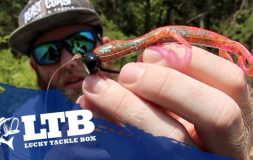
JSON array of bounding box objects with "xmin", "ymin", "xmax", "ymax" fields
[{"xmin": 9, "ymin": 0, "xmax": 103, "ymax": 56}]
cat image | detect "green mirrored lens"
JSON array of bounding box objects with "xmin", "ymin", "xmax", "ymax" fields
[
  {"xmin": 32, "ymin": 31, "xmax": 97, "ymax": 65},
  {"xmin": 34, "ymin": 43, "xmax": 61, "ymax": 65},
  {"xmin": 65, "ymin": 31, "xmax": 96, "ymax": 54}
]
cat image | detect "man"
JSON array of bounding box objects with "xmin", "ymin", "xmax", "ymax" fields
[
  {"xmin": 9, "ymin": 0, "xmax": 105, "ymax": 102},
  {"xmin": 8, "ymin": 0, "xmax": 253, "ymax": 159}
]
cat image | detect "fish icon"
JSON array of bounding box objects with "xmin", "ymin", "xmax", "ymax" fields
[{"xmin": 0, "ymin": 117, "xmax": 20, "ymax": 150}]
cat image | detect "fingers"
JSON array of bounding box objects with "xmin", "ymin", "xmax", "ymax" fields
[
  {"xmin": 78, "ymin": 43, "xmax": 252, "ymax": 159},
  {"xmin": 119, "ymin": 62, "xmax": 242, "ymax": 127},
  {"xmin": 76, "ymin": 95, "xmax": 116, "ymax": 121},
  {"xmin": 120, "ymin": 44, "xmax": 251, "ymax": 158},
  {"xmin": 140, "ymin": 44, "xmax": 253, "ymax": 143},
  {"xmin": 118, "ymin": 62, "xmax": 246, "ymax": 157},
  {"xmin": 81, "ymin": 75, "xmax": 194, "ymax": 145},
  {"xmin": 141, "ymin": 44, "xmax": 250, "ymax": 112}
]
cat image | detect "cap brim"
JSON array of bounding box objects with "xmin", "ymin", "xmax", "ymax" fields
[{"xmin": 9, "ymin": 9, "xmax": 102, "ymax": 56}]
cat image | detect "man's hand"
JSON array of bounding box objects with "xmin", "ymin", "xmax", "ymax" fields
[{"xmin": 77, "ymin": 44, "xmax": 253, "ymax": 159}]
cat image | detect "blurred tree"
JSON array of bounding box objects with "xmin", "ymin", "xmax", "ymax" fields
[
  {"xmin": 91, "ymin": 0, "xmax": 252, "ymax": 40},
  {"xmin": 219, "ymin": 0, "xmax": 253, "ymax": 49},
  {"xmin": 0, "ymin": 0, "xmax": 253, "ymax": 88},
  {"xmin": 0, "ymin": 0, "xmax": 29, "ymax": 48}
]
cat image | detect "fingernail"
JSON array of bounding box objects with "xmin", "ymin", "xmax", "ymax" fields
[
  {"xmin": 83, "ymin": 75, "xmax": 107, "ymax": 94},
  {"xmin": 144, "ymin": 45, "xmax": 191, "ymax": 70},
  {"xmin": 120, "ymin": 63, "xmax": 146, "ymax": 84},
  {"xmin": 143, "ymin": 47, "xmax": 164, "ymax": 63}
]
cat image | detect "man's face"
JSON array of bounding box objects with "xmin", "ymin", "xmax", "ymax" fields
[{"xmin": 30, "ymin": 25, "xmax": 100, "ymax": 101}]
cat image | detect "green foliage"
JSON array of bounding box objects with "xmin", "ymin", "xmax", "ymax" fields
[
  {"xmin": 99, "ymin": 14, "xmax": 138, "ymax": 69},
  {"xmin": 1, "ymin": 0, "xmax": 253, "ymax": 88},
  {"xmin": 100, "ymin": 15, "xmax": 129, "ymax": 40},
  {"xmin": 0, "ymin": 0, "xmax": 29, "ymax": 48},
  {"xmin": 0, "ymin": 49, "xmax": 37, "ymax": 89},
  {"xmin": 91, "ymin": 0, "xmax": 253, "ymax": 75},
  {"xmin": 220, "ymin": 9, "xmax": 253, "ymax": 48}
]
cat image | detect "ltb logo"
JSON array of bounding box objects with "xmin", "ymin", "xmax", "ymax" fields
[
  {"xmin": 22, "ymin": 110, "xmax": 95, "ymax": 141},
  {"xmin": 0, "ymin": 110, "xmax": 95, "ymax": 149}
]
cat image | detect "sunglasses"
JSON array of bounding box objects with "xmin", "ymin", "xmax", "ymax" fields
[{"xmin": 31, "ymin": 30, "xmax": 98, "ymax": 65}]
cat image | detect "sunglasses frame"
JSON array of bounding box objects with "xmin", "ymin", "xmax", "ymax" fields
[{"xmin": 31, "ymin": 30, "xmax": 100, "ymax": 65}]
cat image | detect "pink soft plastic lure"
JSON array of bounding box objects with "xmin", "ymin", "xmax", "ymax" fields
[
  {"xmin": 78, "ymin": 25, "xmax": 253, "ymax": 76},
  {"xmin": 46, "ymin": 25, "xmax": 253, "ymax": 108}
]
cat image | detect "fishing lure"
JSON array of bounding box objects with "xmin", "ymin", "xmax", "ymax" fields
[
  {"xmin": 79, "ymin": 25, "xmax": 253, "ymax": 76},
  {"xmin": 46, "ymin": 25, "xmax": 253, "ymax": 110}
]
